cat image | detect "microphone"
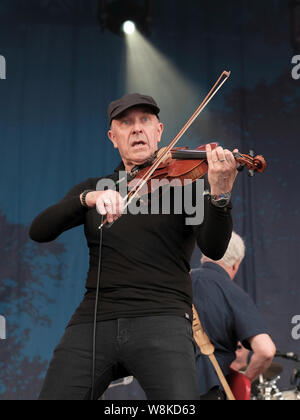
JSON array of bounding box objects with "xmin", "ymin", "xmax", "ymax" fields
[{"xmin": 276, "ymin": 351, "xmax": 300, "ymax": 362}]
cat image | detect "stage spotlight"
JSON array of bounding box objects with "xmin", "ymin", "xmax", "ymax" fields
[
  {"xmin": 122, "ymin": 20, "xmax": 136, "ymax": 35},
  {"xmin": 98, "ymin": 0, "xmax": 152, "ymax": 36}
]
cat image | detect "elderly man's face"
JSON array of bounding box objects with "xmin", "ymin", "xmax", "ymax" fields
[{"xmin": 108, "ymin": 107, "xmax": 164, "ymax": 171}]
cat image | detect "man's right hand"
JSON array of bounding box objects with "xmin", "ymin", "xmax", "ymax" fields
[{"xmin": 80, "ymin": 190, "xmax": 126, "ymax": 224}]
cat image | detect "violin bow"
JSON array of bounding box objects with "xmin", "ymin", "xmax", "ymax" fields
[{"xmin": 99, "ymin": 70, "xmax": 231, "ymax": 229}]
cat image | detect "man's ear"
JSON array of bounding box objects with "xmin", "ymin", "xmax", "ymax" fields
[
  {"xmin": 232, "ymin": 260, "xmax": 241, "ymax": 275},
  {"xmin": 108, "ymin": 129, "xmax": 118, "ymax": 149},
  {"xmin": 157, "ymin": 122, "xmax": 164, "ymax": 143}
]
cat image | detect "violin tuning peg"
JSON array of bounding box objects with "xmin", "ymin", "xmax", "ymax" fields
[
  {"xmin": 237, "ymin": 164, "xmax": 245, "ymax": 172},
  {"xmin": 247, "ymin": 150, "xmax": 255, "ymax": 177}
]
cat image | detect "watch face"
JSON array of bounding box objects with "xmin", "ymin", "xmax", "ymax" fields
[
  {"xmin": 210, "ymin": 192, "xmax": 231, "ymax": 207},
  {"xmin": 211, "ymin": 192, "xmax": 230, "ymax": 200},
  {"xmin": 219, "ymin": 193, "xmax": 230, "ymax": 200}
]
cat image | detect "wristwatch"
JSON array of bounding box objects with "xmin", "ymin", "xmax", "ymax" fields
[{"xmin": 210, "ymin": 191, "xmax": 231, "ymax": 208}]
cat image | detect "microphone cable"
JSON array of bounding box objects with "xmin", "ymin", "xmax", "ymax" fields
[{"xmin": 91, "ymin": 215, "xmax": 104, "ymax": 401}]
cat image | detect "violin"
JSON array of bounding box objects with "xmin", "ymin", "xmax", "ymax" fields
[
  {"xmin": 97, "ymin": 143, "xmax": 267, "ymax": 229},
  {"xmin": 99, "ymin": 71, "xmax": 267, "ymax": 229},
  {"xmin": 128, "ymin": 143, "xmax": 266, "ymax": 194}
]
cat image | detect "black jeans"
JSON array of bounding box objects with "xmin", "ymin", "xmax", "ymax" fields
[{"xmin": 39, "ymin": 315, "xmax": 200, "ymax": 400}]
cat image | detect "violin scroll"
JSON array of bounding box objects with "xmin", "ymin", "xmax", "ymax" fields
[
  {"xmin": 233, "ymin": 151, "xmax": 267, "ymax": 176},
  {"xmin": 170, "ymin": 146, "xmax": 267, "ymax": 176}
]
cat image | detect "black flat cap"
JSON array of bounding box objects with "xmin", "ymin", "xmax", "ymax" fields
[{"xmin": 108, "ymin": 93, "xmax": 160, "ymax": 124}]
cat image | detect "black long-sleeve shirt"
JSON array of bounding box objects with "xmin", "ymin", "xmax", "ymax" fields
[{"xmin": 29, "ymin": 166, "xmax": 233, "ymax": 326}]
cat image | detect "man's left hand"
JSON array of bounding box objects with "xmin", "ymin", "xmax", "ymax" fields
[{"xmin": 206, "ymin": 144, "xmax": 239, "ymax": 195}]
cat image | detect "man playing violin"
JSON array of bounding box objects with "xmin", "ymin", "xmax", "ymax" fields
[{"xmin": 30, "ymin": 93, "xmax": 239, "ymax": 400}]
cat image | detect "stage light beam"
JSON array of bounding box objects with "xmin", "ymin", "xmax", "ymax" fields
[{"xmin": 124, "ymin": 29, "xmax": 201, "ymax": 144}]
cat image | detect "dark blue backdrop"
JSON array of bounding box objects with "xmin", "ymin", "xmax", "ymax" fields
[{"xmin": 0, "ymin": 0, "xmax": 299, "ymax": 400}]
